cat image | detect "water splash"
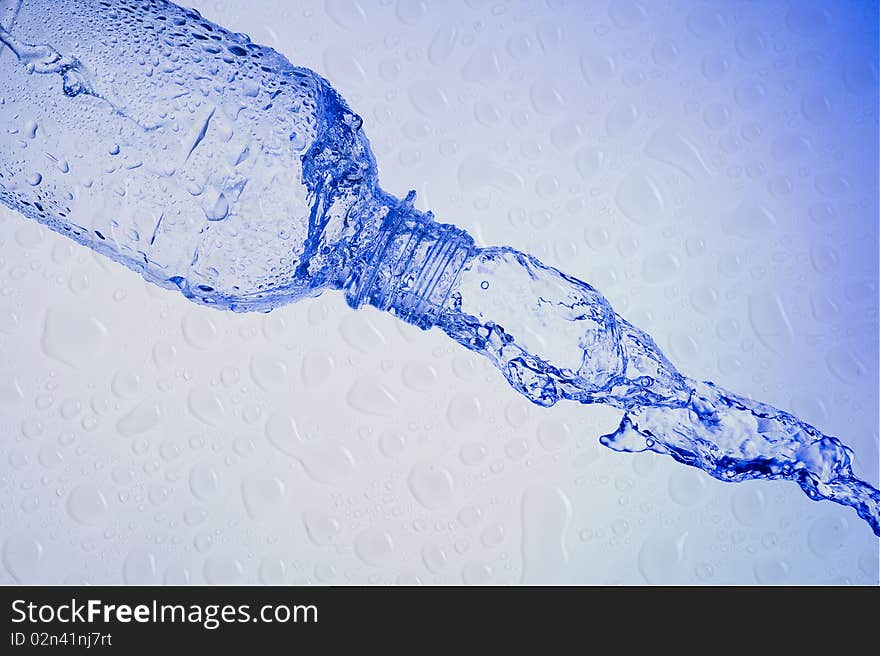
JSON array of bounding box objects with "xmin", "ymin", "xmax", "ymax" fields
[
  {"xmin": 0, "ymin": 0, "xmax": 877, "ymax": 535},
  {"xmin": 437, "ymin": 250, "xmax": 879, "ymax": 535}
]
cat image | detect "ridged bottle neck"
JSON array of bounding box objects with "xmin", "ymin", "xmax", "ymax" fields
[{"xmin": 345, "ymin": 192, "xmax": 474, "ymax": 329}]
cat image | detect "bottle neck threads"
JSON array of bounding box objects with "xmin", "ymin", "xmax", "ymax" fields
[{"xmin": 345, "ymin": 192, "xmax": 474, "ymax": 329}]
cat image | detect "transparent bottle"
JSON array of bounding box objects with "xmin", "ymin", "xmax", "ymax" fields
[{"xmin": 1, "ymin": 0, "xmax": 877, "ymax": 534}]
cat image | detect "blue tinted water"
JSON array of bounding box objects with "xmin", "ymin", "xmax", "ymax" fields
[{"xmin": 1, "ymin": 0, "xmax": 877, "ymax": 535}]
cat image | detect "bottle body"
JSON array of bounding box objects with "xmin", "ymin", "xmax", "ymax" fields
[{"xmin": 0, "ymin": 0, "xmax": 383, "ymax": 310}]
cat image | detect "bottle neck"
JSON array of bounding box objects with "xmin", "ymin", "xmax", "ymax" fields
[{"xmin": 345, "ymin": 192, "xmax": 475, "ymax": 329}]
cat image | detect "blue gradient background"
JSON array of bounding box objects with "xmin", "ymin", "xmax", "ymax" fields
[{"xmin": 0, "ymin": 0, "xmax": 876, "ymax": 583}]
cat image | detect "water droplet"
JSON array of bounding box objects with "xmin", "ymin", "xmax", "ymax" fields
[
  {"xmin": 0, "ymin": 376, "xmax": 24, "ymax": 408},
  {"xmin": 753, "ymin": 556, "xmax": 789, "ymax": 584},
  {"xmin": 14, "ymin": 224, "xmax": 43, "ymax": 248},
  {"xmin": 402, "ymin": 361, "xmax": 438, "ymax": 391},
  {"xmin": 521, "ymin": 485, "xmax": 571, "ymax": 583},
  {"xmin": 668, "ymin": 469, "xmax": 707, "ymax": 506},
  {"xmin": 300, "ymin": 440, "xmax": 355, "ymax": 485},
  {"xmin": 461, "ymin": 46, "xmax": 501, "ymax": 85},
  {"xmin": 163, "ymin": 566, "xmax": 191, "ymax": 585},
  {"xmin": 808, "ymin": 515, "xmax": 851, "ymax": 558},
  {"xmin": 530, "ymin": 80, "xmax": 565, "ymax": 115},
  {"xmin": 250, "ymin": 352, "xmax": 288, "ymax": 391},
  {"xmin": 642, "ymin": 252, "xmax": 680, "ymax": 283},
  {"xmin": 481, "ymin": 524, "xmax": 504, "ymax": 548},
  {"xmin": 687, "ymin": 6, "xmax": 726, "ymax": 39},
  {"xmin": 537, "ymin": 419, "xmax": 570, "ymax": 451},
  {"xmin": 459, "ymin": 441, "xmax": 487, "ymax": 465},
  {"xmin": 462, "ymin": 561, "xmax": 493, "ymax": 584},
  {"xmin": 325, "ymin": 0, "xmax": 367, "ymax": 31},
  {"xmin": 117, "ymin": 400, "xmax": 162, "ymax": 436},
  {"xmin": 346, "ymin": 378, "xmax": 398, "ymax": 416},
  {"xmin": 408, "ymin": 462, "xmax": 454, "ymax": 509},
  {"xmin": 645, "ymin": 127, "xmax": 712, "ymax": 180},
  {"xmin": 3, "ymin": 536, "xmax": 43, "ymax": 583},
  {"xmin": 354, "ymin": 528, "xmax": 394, "ymax": 566},
  {"xmin": 204, "ymin": 191, "xmax": 229, "ymax": 221},
  {"xmin": 457, "ymin": 505, "xmax": 482, "ymax": 528},
  {"xmin": 111, "ymin": 369, "xmax": 142, "ymax": 399},
  {"xmin": 722, "ymin": 202, "xmax": 776, "ymax": 239},
  {"xmin": 41, "ymin": 306, "xmax": 108, "ymax": 367},
  {"xmin": 379, "ymin": 431, "xmax": 405, "ymax": 458},
  {"xmin": 67, "ymin": 484, "xmax": 109, "ymax": 525},
  {"xmin": 616, "ymin": 171, "xmax": 665, "ymax": 225},
  {"xmin": 181, "ymin": 311, "xmax": 218, "ymax": 348},
  {"xmin": 187, "ymin": 387, "xmax": 225, "ymax": 425},
  {"xmin": 638, "ymin": 532, "xmax": 689, "ymax": 583},
  {"xmin": 241, "ymin": 475, "xmax": 285, "ymax": 520},
  {"xmin": 204, "ymin": 555, "xmax": 243, "ymax": 584},
  {"xmin": 259, "ymin": 557, "xmax": 286, "ymax": 584},
  {"xmin": 396, "ymin": 0, "xmax": 426, "ymax": 24},
  {"xmin": 575, "ymin": 145, "xmax": 604, "ymax": 180},
  {"xmin": 422, "ymin": 543, "xmax": 447, "ymax": 573},
  {"xmin": 748, "ymin": 292, "xmax": 793, "ymax": 355},
  {"xmin": 152, "ymin": 341, "xmax": 177, "ymax": 369},
  {"xmin": 786, "ymin": 4, "xmax": 831, "ymax": 36},
  {"xmin": 189, "ymin": 464, "xmax": 219, "ymax": 501},
  {"xmin": 301, "ymin": 350, "xmax": 334, "ymax": 387},
  {"xmin": 447, "ymin": 394, "xmax": 481, "ymax": 430},
  {"xmin": 265, "ymin": 411, "xmax": 302, "ymax": 456},
  {"xmin": 608, "ymin": 0, "xmax": 647, "ymax": 30},
  {"xmin": 123, "ymin": 549, "xmax": 157, "ymax": 584},
  {"xmin": 303, "ymin": 511, "xmax": 341, "ymax": 546},
  {"xmin": 428, "ymin": 25, "xmax": 458, "ymax": 65}
]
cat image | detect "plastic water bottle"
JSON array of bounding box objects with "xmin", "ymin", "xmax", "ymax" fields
[{"xmin": 1, "ymin": 0, "xmax": 877, "ymax": 534}]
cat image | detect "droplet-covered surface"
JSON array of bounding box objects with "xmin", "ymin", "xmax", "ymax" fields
[
  {"xmin": 0, "ymin": 0, "xmax": 383, "ymax": 311},
  {"xmin": 0, "ymin": 0, "xmax": 877, "ymax": 583}
]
